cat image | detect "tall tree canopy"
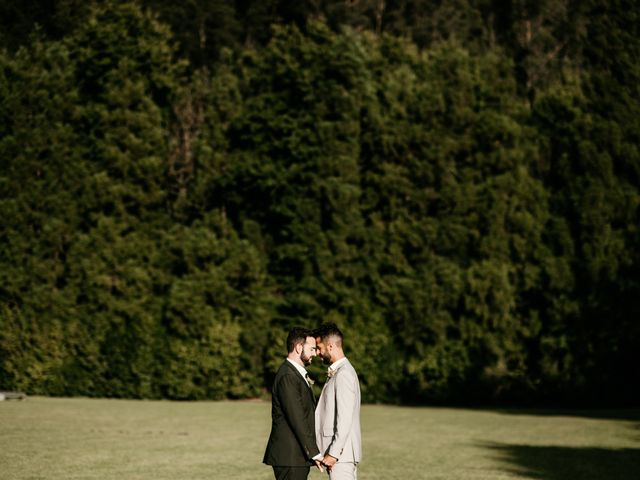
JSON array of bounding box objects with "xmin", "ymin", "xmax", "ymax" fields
[{"xmin": 1, "ymin": 1, "xmax": 638, "ymax": 405}]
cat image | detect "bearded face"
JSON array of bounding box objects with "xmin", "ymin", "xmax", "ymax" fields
[
  {"xmin": 300, "ymin": 337, "xmax": 316, "ymax": 365},
  {"xmin": 315, "ymin": 338, "xmax": 332, "ymax": 365}
]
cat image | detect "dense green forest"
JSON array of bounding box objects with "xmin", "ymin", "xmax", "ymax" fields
[{"xmin": 1, "ymin": 1, "xmax": 638, "ymax": 405}]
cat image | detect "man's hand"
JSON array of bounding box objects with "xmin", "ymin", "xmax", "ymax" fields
[
  {"xmin": 314, "ymin": 460, "xmax": 324, "ymax": 472},
  {"xmin": 321, "ymin": 454, "xmax": 337, "ymax": 472}
]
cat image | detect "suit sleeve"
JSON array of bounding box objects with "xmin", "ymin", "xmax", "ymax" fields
[
  {"xmin": 327, "ymin": 369, "xmax": 357, "ymax": 459},
  {"xmin": 278, "ymin": 373, "xmax": 320, "ymax": 460}
]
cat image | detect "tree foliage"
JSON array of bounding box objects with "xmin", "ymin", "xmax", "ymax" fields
[{"xmin": 1, "ymin": 1, "xmax": 638, "ymax": 405}]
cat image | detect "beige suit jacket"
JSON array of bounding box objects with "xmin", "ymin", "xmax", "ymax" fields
[{"xmin": 315, "ymin": 358, "xmax": 362, "ymax": 463}]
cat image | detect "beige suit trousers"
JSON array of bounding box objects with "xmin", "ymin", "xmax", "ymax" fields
[{"xmin": 328, "ymin": 463, "xmax": 357, "ymax": 480}]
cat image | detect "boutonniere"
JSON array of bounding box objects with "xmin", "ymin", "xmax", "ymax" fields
[
  {"xmin": 305, "ymin": 374, "xmax": 315, "ymax": 386},
  {"xmin": 327, "ymin": 369, "xmax": 336, "ymax": 379}
]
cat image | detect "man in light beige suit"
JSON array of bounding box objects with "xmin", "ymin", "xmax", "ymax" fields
[{"xmin": 313, "ymin": 323, "xmax": 361, "ymax": 480}]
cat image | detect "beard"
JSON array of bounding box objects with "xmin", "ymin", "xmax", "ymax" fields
[
  {"xmin": 300, "ymin": 351, "xmax": 313, "ymax": 365},
  {"xmin": 319, "ymin": 351, "xmax": 332, "ymax": 365}
]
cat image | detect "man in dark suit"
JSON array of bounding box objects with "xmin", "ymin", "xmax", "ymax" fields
[{"xmin": 264, "ymin": 327, "xmax": 323, "ymax": 480}]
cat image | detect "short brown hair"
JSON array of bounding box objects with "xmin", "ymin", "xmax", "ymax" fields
[{"xmin": 286, "ymin": 327, "xmax": 313, "ymax": 353}]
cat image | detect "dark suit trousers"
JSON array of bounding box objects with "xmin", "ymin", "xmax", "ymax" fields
[{"xmin": 272, "ymin": 466, "xmax": 310, "ymax": 480}]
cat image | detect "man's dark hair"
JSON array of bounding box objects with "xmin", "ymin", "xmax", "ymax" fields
[
  {"xmin": 287, "ymin": 327, "xmax": 313, "ymax": 353},
  {"xmin": 313, "ymin": 323, "xmax": 343, "ymax": 347}
]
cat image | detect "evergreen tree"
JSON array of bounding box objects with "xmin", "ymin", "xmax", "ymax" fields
[
  {"xmin": 0, "ymin": 2, "xmax": 273, "ymax": 399},
  {"xmin": 2, "ymin": 1, "xmax": 637, "ymax": 405},
  {"xmin": 531, "ymin": 0, "xmax": 640, "ymax": 403}
]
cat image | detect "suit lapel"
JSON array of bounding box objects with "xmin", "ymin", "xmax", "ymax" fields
[
  {"xmin": 285, "ymin": 360, "xmax": 315, "ymax": 403},
  {"xmin": 320, "ymin": 359, "xmax": 349, "ymax": 402},
  {"xmin": 305, "ymin": 376, "xmax": 316, "ymax": 404}
]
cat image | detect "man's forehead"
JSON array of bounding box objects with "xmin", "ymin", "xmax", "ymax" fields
[{"xmin": 316, "ymin": 334, "xmax": 334, "ymax": 343}]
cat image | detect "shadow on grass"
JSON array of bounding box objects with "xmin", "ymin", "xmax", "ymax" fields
[
  {"xmin": 398, "ymin": 403, "xmax": 640, "ymax": 423},
  {"xmin": 490, "ymin": 408, "xmax": 640, "ymax": 423},
  {"xmin": 482, "ymin": 442, "xmax": 640, "ymax": 480}
]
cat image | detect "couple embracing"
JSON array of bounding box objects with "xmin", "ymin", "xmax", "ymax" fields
[{"xmin": 263, "ymin": 324, "xmax": 361, "ymax": 480}]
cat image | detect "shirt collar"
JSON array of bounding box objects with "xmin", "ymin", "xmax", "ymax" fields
[
  {"xmin": 286, "ymin": 358, "xmax": 308, "ymax": 380},
  {"xmin": 328, "ymin": 357, "xmax": 348, "ymax": 372}
]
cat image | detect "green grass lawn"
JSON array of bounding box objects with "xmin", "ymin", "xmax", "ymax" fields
[{"xmin": 1, "ymin": 397, "xmax": 639, "ymax": 479}]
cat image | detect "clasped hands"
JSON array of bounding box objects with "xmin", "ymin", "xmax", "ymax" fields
[{"xmin": 314, "ymin": 454, "xmax": 337, "ymax": 473}]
